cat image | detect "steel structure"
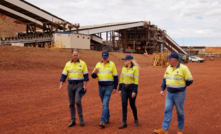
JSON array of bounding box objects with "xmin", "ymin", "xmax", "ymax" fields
[
  {"xmin": 73, "ymin": 21, "xmax": 186, "ymax": 54},
  {"xmin": 0, "ymin": 0, "xmax": 186, "ymax": 54},
  {"xmin": 0, "ymin": 0, "xmax": 73, "ymax": 35}
]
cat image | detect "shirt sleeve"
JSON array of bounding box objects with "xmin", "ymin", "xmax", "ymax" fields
[
  {"xmin": 161, "ymin": 70, "xmax": 167, "ymax": 91},
  {"xmin": 83, "ymin": 62, "xmax": 89, "ymax": 82},
  {"xmin": 133, "ymin": 67, "xmax": 139, "ymax": 93},
  {"xmin": 184, "ymin": 67, "xmax": 193, "ymax": 86},
  {"xmin": 112, "ymin": 63, "xmax": 118, "ymax": 89},
  {"xmin": 60, "ymin": 63, "xmax": 68, "ymax": 82},
  {"xmin": 118, "ymin": 68, "xmax": 124, "ymax": 91}
]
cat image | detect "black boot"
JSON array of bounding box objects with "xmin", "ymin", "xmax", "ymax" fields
[
  {"xmin": 118, "ymin": 122, "xmax": 127, "ymax": 129},
  {"xmin": 135, "ymin": 119, "xmax": 139, "ymax": 126},
  {"xmin": 80, "ymin": 118, "xmax": 85, "ymax": 126},
  {"xmin": 68, "ymin": 121, "xmax": 76, "ymax": 127}
]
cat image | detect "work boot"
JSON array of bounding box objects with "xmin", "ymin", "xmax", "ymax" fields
[
  {"xmin": 118, "ymin": 122, "xmax": 127, "ymax": 129},
  {"xmin": 68, "ymin": 120, "xmax": 76, "ymax": 127},
  {"xmin": 80, "ymin": 118, "xmax": 85, "ymax": 126},
  {"xmin": 177, "ymin": 129, "xmax": 183, "ymax": 134},
  {"xmin": 135, "ymin": 119, "xmax": 139, "ymax": 126},
  {"xmin": 99, "ymin": 122, "xmax": 105, "ymax": 128},
  {"xmin": 105, "ymin": 120, "xmax": 109, "ymax": 124},
  {"xmin": 153, "ymin": 128, "xmax": 168, "ymax": 134}
]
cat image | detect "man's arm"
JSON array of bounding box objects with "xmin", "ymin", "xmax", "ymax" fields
[
  {"xmin": 112, "ymin": 63, "xmax": 118, "ymax": 90},
  {"xmin": 59, "ymin": 64, "xmax": 68, "ymax": 92},
  {"xmin": 59, "ymin": 82, "xmax": 64, "ymax": 91},
  {"xmin": 160, "ymin": 70, "xmax": 167, "ymax": 96},
  {"xmin": 184, "ymin": 67, "xmax": 193, "ymax": 86},
  {"xmin": 91, "ymin": 63, "xmax": 98, "ymax": 78},
  {"xmin": 83, "ymin": 63, "xmax": 89, "ymax": 91}
]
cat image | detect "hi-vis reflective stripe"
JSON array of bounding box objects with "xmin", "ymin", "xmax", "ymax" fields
[
  {"xmin": 185, "ymin": 78, "xmax": 193, "ymax": 81},
  {"xmin": 68, "ymin": 77, "xmax": 84, "ymax": 80},
  {"xmin": 134, "ymin": 76, "xmax": 139, "ymax": 78},
  {"xmin": 68, "ymin": 70, "xmax": 83, "ymax": 73},
  {"xmin": 83, "ymin": 71, "xmax": 88, "ymax": 74},
  {"xmin": 98, "ymin": 79, "xmax": 114, "ymax": 81},
  {"xmin": 113, "ymin": 74, "xmax": 118, "ymax": 76},
  {"xmin": 167, "ymin": 84, "xmax": 186, "ymax": 88},
  {"xmin": 98, "ymin": 71, "xmax": 113, "ymax": 73},
  {"xmin": 62, "ymin": 72, "xmax": 67, "ymax": 75},
  {"xmin": 122, "ymin": 74, "xmax": 134, "ymax": 77},
  {"xmin": 166, "ymin": 77, "xmax": 184, "ymax": 80},
  {"xmin": 123, "ymin": 82, "xmax": 135, "ymax": 84}
]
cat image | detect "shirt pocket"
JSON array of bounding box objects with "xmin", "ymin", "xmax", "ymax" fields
[
  {"xmin": 165, "ymin": 72, "xmax": 170, "ymax": 77},
  {"xmin": 173, "ymin": 74, "xmax": 185, "ymax": 85},
  {"xmin": 76, "ymin": 66, "xmax": 83, "ymax": 72}
]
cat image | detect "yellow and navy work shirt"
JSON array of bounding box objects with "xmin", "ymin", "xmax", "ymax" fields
[
  {"xmin": 60, "ymin": 59, "xmax": 89, "ymax": 82},
  {"xmin": 91, "ymin": 61, "xmax": 118, "ymax": 89},
  {"xmin": 161, "ymin": 63, "xmax": 193, "ymax": 93},
  {"xmin": 118, "ymin": 65, "xmax": 139, "ymax": 93}
]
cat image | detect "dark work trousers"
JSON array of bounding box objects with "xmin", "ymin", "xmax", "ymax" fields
[
  {"xmin": 121, "ymin": 85, "xmax": 138, "ymax": 123},
  {"xmin": 67, "ymin": 82, "xmax": 84, "ymax": 122}
]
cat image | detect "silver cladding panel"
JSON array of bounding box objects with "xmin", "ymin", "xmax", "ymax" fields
[
  {"xmin": 77, "ymin": 22, "xmax": 145, "ymax": 35},
  {"xmin": 0, "ymin": 5, "xmax": 43, "ymax": 26}
]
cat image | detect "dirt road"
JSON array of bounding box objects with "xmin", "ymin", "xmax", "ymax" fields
[{"xmin": 0, "ymin": 46, "xmax": 220, "ymax": 134}]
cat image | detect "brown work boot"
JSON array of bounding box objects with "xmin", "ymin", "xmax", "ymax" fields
[
  {"xmin": 99, "ymin": 122, "xmax": 105, "ymax": 128},
  {"xmin": 118, "ymin": 122, "xmax": 127, "ymax": 129},
  {"xmin": 177, "ymin": 129, "xmax": 183, "ymax": 134},
  {"xmin": 153, "ymin": 128, "xmax": 168, "ymax": 134}
]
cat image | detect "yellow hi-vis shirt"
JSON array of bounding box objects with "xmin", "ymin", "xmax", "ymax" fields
[
  {"xmin": 119, "ymin": 65, "xmax": 139, "ymax": 93},
  {"xmin": 60, "ymin": 59, "xmax": 89, "ymax": 82},
  {"xmin": 92, "ymin": 61, "xmax": 118, "ymax": 89},
  {"xmin": 161, "ymin": 63, "xmax": 193, "ymax": 93}
]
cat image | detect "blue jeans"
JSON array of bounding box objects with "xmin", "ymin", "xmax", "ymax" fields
[
  {"xmin": 99, "ymin": 85, "xmax": 113, "ymax": 123},
  {"xmin": 162, "ymin": 91, "xmax": 186, "ymax": 131}
]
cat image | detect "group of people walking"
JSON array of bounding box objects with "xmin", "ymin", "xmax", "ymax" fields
[{"xmin": 59, "ymin": 49, "xmax": 193, "ymax": 134}]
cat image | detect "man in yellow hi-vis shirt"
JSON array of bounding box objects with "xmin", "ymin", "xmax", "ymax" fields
[
  {"xmin": 59, "ymin": 49, "xmax": 89, "ymax": 127},
  {"xmin": 91, "ymin": 51, "xmax": 118, "ymax": 128},
  {"xmin": 154, "ymin": 52, "xmax": 193, "ymax": 134}
]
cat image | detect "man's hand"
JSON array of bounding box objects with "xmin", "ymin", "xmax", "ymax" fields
[
  {"xmin": 160, "ymin": 91, "xmax": 164, "ymax": 96},
  {"xmin": 118, "ymin": 91, "xmax": 121, "ymax": 97},
  {"xmin": 131, "ymin": 92, "xmax": 136, "ymax": 98},
  {"xmin": 59, "ymin": 82, "xmax": 64, "ymax": 92},
  {"xmin": 83, "ymin": 85, "xmax": 87, "ymax": 91},
  {"xmin": 112, "ymin": 89, "xmax": 116, "ymax": 94},
  {"xmin": 94, "ymin": 68, "xmax": 100, "ymax": 74},
  {"xmin": 59, "ymin": 85, "xmax": 63, "ymax": 92}
]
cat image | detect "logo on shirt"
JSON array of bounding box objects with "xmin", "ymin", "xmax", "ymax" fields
[
  {"xmin": 79, "ymin": 65, "xmax": 82, "ymax": 67},
  {"xmin": 132, "ymin": 69, "xmax": 133, "ymax": 71},
  {"xmin": 108, "ymin": 66, "xmax": 110, "ymax": 68},
  {"xmin": 177, "ymin": 71, "xmax": 179, "ymax": 73}
]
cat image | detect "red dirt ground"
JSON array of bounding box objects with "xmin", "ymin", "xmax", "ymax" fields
[{"xmin": 0, "ymin": 45, "xmax": 221, "ymax": 134}]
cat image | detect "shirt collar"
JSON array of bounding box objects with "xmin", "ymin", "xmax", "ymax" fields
[
  {"xmin": 125, "ymin": 64, "xmax": 133, "ymax": 68},
  {"xmin": 101, "ymin": 60, "xmax": 110, "ymax": 63},
  {"xmin": 70, "ymin": 59, "xmax": 80, "ymax": 63},
  {"xmin": 170, "ymin": 62, "xmax": 180, "ymax": 68}
]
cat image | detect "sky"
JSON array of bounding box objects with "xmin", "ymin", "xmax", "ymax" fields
[{"xmin": 27, "ymin": 0, "xmax": 221, "ymax": 46}]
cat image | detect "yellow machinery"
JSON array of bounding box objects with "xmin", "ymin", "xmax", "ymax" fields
[
  {"xmin": 149, "ymin": 53, "xmax": 170, "ymax": 67},
  {"xmin": 45, "ymin": 41, "xmax": 63, "ymax": 49}
]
